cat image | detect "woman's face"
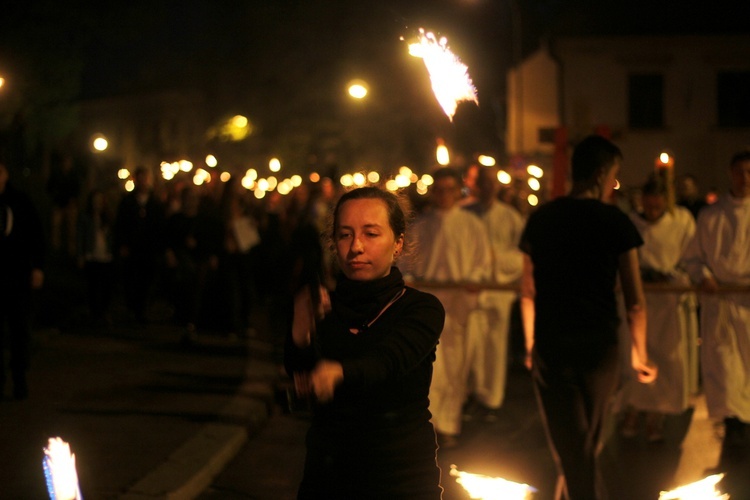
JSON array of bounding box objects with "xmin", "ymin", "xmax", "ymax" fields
[{"xmin": 334, "ymin": 198, "xmax": 403, "ymax": 281}]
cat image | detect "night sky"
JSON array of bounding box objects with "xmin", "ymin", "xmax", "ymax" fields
[
  {"xmin": 1, "ymin": 0, "xmax": 749, "ymax": 168},
  {"xmin": 3, "ymin": 0, "xmax": 749, "ymax": 101}
]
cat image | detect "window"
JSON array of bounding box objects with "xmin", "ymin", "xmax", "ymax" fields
[
  {"xmin": 717, "ymin": 71, "xmax": 750, "ymax": 128},
  {"xmin": 628, "ymin": 73, "xmax": 663, "ymax": 129}
]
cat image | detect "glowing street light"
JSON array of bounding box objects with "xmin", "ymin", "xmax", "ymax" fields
[
  {"xmin": 92, "ymin": 136, "xmax": 108, "ymax": 152},
  {"xmin": 269, "ymin": 158, "xmax": 281, "ymax": 172},
  {"xmin": 347, "ymin": 79, "xmax": 369, "ymax": 99}
]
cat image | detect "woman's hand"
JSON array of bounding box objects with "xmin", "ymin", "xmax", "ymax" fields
[{"xmin": 310, "ymin": 360, "xmax": 343, "ymax": 402}]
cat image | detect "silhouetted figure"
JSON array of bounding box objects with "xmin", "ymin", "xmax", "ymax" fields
[
  {"xmin": 0, "ymin": 159, "xmax": 45, "ymax": 400},
  {"xmin": 47, "ymin": 153, "xmax": 82, "ymax": 257},
  {"xmin": 520, "ymin": 135, "xmax": 657, "ymax": 499},
  {"xmin": 164, "ymin": 186, "xmax": 222, "ymax": 337},
  {"xmin": 218, "ymin": 180, "xmax": 260, "ymax": 337},
  {"xmin": 114, "ymin": 166, "xmax": 166, "ymax": 324},
  {"xmin": 77, "ymin": 189, "xmax": 115, "ymax": 325}
]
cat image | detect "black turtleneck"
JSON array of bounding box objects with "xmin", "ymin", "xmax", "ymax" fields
[{"xmin": 285, "ymin": 266, "xmax": 445, "ymax": 423}]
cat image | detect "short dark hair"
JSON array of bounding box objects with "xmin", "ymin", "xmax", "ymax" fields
[
  {"xmin": 730, "ymin": 149, "xmax": 750, "ymax": 167},
  {"xmin": 571, "ymin": 135, "xmax": 623, "ymax": 182},
  {"xmin": 641, "ymin": 176, "xmax": 668, "ymax": 197},
  {"xmin": 332, "ymin": 186, "xmax": 409, "ymax": 242},
  {"xmin": 431, "ymin": 167, "xmax": 464, "ymax": 186}
]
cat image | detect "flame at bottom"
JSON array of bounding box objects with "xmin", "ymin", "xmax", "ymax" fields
[
  {"xmin": 450, "ymin": 465, "xmax": 536, "ymax": 500},
  {"xmin": 659, "ymin": 473, "xmax": 728, "ymax": 499}
]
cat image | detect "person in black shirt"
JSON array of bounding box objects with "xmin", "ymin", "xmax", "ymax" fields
[
  {"xmin": 285, "ymin": 186, "xmax": 445, "ymax": 499},
  {"xmin": 0, "ymin": 159, "xmax": 45, "ymax": 400},
  {"xmin": 519, "ymin": 135, "xmax": 657, "ymax": 499}
]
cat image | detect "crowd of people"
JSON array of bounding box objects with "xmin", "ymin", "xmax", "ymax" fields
[{"xmin": 2, "ymin": 137, "xmax": 749, "ymax": 498}]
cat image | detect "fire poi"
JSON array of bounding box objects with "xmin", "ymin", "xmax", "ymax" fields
[
  {"xmin": 408, "ymin": 28, "xmax": 478, "ymax": 121},
  {"xmin": 658, "ymin": 473, "xmax": 729, "ymax": 499},
  {"xmin": 450, "ymin": 465, "xmax": 537, "ymax": 499},
  {"xmin": 43, "ymin": 437, "xmax": 83, "ymax": 500}
]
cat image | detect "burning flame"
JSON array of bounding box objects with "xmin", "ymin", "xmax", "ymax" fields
[
  {"xmin": 408, "ymin": 28, "xmax": 478, "ymax": 121},
  {"xmin": 658, "ymin": 474, "xmax": 728, "ymax": 499},
  {"xmin": 450, "ymin": 465, "xmax": 536, "ymax": 499},
  {"xmin": 42, "ymin": 437, "xmax": 83, "ymax": 500}
]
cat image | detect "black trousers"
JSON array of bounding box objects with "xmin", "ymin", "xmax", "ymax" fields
[
  {"xmin": 0, "ymin": 284, "xmax": 32, "ymax": 394},
  {"xmin": 298, "ymin": 419, "xmax": 443, "ymax": 500},
  {"xmin": 532, "ymin": 344, "xmax": 620, "ymax": 500}
]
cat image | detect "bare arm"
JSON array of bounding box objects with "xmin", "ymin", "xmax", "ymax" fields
[
  {"xmin": 520, "ymin": 254, "xmax": 536, "ymax": 370},
  {"xmin": 618, "ymin": 248, "xmax": 657, "ymax": 383}
]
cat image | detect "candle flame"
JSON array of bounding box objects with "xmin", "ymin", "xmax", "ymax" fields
[
  {"xmin": 450, "ymin": 465, "xmax": 536, "ymax": 499},
  {"xmin": 659, "ymin": 474, "xmax": 728, "ymax": 499},
  {"xmin": 43, "ymin": 437, "xmax": 83, "ymax": 500},
  {"xmin": 409, "ymin": 28, "xmax": 478, "ymax": 121}
]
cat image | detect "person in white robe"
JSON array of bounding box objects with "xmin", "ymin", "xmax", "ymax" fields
[
  {"xmin": 618, "ymin": 176, "xmax": 697, "ymax": 442},
  {"xmin": 463, "ymin": 165, "xmax": 525, "ymax": 419},
  {"xmin": 682, "ymin": 150, "xmax": 750, "ymax": 486},
  {"xmin": 403, "ymin": 167, "xmax": 492, "ymax": 446}
]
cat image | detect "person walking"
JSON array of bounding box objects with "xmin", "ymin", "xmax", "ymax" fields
[
  {"xmin": 618, "ymin": 175, "xmax": 697, "ymax": 442},
  {"xmin": 463, "ymin": 165, "xmax": 525, "ymax": 420},
  {"xmin": 683, "ymin": 149, "xmax": 750, "ymax": 498},
  {"xmin": 403, "ymin": 167, "xmax": 492, "ymax": 447},
  {"xmin": 519, "ymin": 135, "xmax": 657, "ymax": 499}
]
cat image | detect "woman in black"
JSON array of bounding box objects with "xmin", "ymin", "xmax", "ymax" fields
[
  {"xmin": 285, "ymin": 186, "xmax": 445, "ymax": 499},
  {"xmin": 519, "ymin": 135, "xmax": 657, "ymax": 499}
]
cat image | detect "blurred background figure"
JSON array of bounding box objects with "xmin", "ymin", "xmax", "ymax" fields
[
  {"xmin": 0, "ymin": 157, "xmax": 45, "ymax": 400},
  {"xmin": 675, "ymin": 173, "xmax": 707, "ymax": 220},
  {"xmin": 403, "ymin": 166, "xmax": 492, "ymax": 448},
  {"xmin": 114, "ymin": 166, "xmax": 166, "ymax": 325},
  {"xmin": 618, "ymin": 173, "xmax": 697, "ymax": 443},
  {"xmin": 164, "ymin": 185, "xmax": 222, "ymax": 339},
  {"xmin": 46, "ymin": 153, "xmax": 82, "ymax": 258},
  {"xmin": 218, "ymin": 179, "xmax": 260, "ymax": 338},
  {"xmin": 76, "ymin": 189, "xmax": 115, "ymax": 327},
  {"xmin": 683, "ymin": 150, "xmax": 750, "ymax": 498},
  {"xmin": 462, "ymin": 165, "xmax": 525, "ymax": 421}
]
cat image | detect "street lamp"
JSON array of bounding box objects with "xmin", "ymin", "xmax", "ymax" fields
[
  {"xmin": 347, "ymin": 79, "xmax": 368, "ymax": 99},
  {"xmin": 92, "ymin": 135, "xmax": 108, "ymax": 152}
]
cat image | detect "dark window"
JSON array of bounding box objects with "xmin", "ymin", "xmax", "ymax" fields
[
  {"xmin": 717, "ymin": 71, "xmax": 750, "ymax": 128},
  {"xmin": 628, "ymin": 73, "xmax": 663, "ymax": 129}
]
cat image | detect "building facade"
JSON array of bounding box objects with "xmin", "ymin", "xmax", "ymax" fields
[{"xmin": 507, "ymin": 34, "xmax": 750, "ymax": 194}]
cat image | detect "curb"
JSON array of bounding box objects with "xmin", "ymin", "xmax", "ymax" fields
[{"xmin": 119, "ymin": 337, "xmax": 279, "ymax": 500}]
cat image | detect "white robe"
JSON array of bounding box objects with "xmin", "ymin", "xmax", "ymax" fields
[
  {"xmin": 406, "ymin": 206, "xmax": 492, "ymax": 435},
  {"xmin": 618, "ymin": 206, "xmax": 697, "ymax": 414},
  {"xmin": 464, "ymin": 201, "xmax": 525, "ymax": 409},
  {"xmin": 683, "ymin": 194, "xmax": 750, "ymax": 422}
]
